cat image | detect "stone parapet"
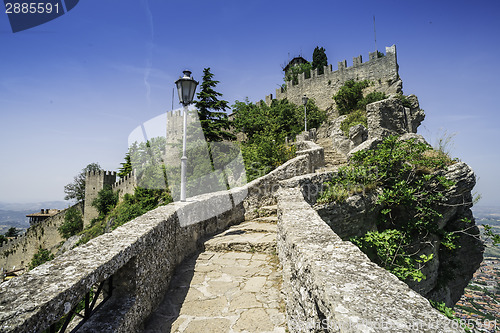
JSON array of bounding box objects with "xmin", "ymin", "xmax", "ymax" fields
[
  {"xmin": 276, "ymin": 182, "xmax": 464, "ymax": 333},
  {"xmin": 0, "ymin": 141, "xmax": 324, "ymax": 333}
]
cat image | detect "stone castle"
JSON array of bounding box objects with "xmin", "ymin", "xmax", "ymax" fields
[
  {"xmin": 0, "ymin": 45, "xmax": 484, "ymax": 332},
  {"xmin": 265, "ymin": 45, "xmax": 401, "ymax": 112}
]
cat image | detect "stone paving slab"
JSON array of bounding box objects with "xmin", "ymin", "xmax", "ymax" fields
[
  {"xmin": 143, "ymin": 251, "xmax": 286, "ymax": 333},
  {"xmin": 203, "ymin": 224, "xmax": 277, "ymax": 254}
]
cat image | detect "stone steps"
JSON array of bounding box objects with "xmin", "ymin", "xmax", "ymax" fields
[
  {"xmin": 204, "ymin": 217, "xmax": 277, "ymax": 254},
  {"xmin": 316, "ymin": 137, "xmax": 348, "ymax": 170},
  {"xmin": 257, "ymin": 205, "xmax": 277, "ymax": 217},
  {"xmin": 144, "ymin": 204, "xmax": 286, "ymax": 332}
]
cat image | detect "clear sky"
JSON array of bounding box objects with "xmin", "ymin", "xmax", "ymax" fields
[{"xmin": 0, "ymin": 0, "xmax": 499, "ymax": 207}]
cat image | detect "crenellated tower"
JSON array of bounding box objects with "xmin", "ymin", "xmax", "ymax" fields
[{"xmin": 83, "ymin": 170, "xmax": 117, "ymax": 227}]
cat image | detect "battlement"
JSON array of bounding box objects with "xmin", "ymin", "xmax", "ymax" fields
[
  {"xmin": 86, "ymin": 170, "xmax": 117, "ymax": 177},
  {"xmin": 266, "ymin": 45, "xmax": 400, "ymax": 111},
  {"xmin": 0, "ymin": 235, "xmax": 23, "ymax": 253},
  {"xmin": 112, "ymin": 171, "xmax": 137, "ymax": 199}
]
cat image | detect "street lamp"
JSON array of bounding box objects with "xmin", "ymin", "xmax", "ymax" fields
[
  {"xmin": 175, "ymin": 70, "xmax": 198, "ymax": 202},
  {"xmin": 302, "ymin": 94, "xmax": 308, "ymax": 132}
]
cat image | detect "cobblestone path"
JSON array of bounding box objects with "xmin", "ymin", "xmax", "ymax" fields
[{"xmin": 144, "ymin": 206, "xmax": 286, "ymax": 333}]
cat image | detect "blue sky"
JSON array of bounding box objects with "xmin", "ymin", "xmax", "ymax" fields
[{"xmin": 0, "ymin": 0, "xmax": 499, "ymax": 207}]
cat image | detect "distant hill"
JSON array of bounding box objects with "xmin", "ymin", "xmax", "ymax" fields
[
  {"xmin": 0, "ymin": 201, "xmax": 68, "ymax": 212},
  {"xmin": 0, "ymin": 201, "xmax": 69, "ymax": 235}
]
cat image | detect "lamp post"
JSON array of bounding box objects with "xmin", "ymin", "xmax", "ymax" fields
[
  {"xmin": 175, "ymin": 70, "xmax": 198, "ymax": 202},
  {"xmin": 302, "ymin": 94, "xmax": 308, "ymax": 132}
]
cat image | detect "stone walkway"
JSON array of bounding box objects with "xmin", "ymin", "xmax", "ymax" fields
[
  {"xmin": 143, "ymin": 206, "xmax": 286, "ymax": 333},
  {"xmin": 315, "ymin": 137, "xmax": 347, "ymax": 172}
]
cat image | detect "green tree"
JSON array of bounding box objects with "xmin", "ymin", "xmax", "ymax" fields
[
  {"xmin": 64, "ymin": 163, "xmax": 103, "ymax": 202},
  {"xmin": 29, "ymin": 247, "xmax": 54, "ymax": 269},
  {"xmin": 0, "ymin": 234, "xmax": 6, "ymax": 245},
  {"xmin": 284, "ymin": 62, "xmax": 312, "ymax": 85},
  {"xmin": 5, "ymin": 227, "xmax": 19, "ymax": 237},
  {"xmin": 92, "ymin": 185, "xmax": 119, "ymax": 218},
  {"xmin": 117, "ymin": 152, "xmax": 132, "ymax": 179},
  {"xmin": 58, "ymin": 207, "xmax": 83, "ymax": 239},
  {"xmin": 312, "ymin": 46, "xmax": 328, "ymax": 75},
  {"xmin": 332, "ymin": 80, "xmax": 370, "ymax": 115},
  {"xmin": 194, "ymin": 67, "xmax": 235, "ymax": 142}
]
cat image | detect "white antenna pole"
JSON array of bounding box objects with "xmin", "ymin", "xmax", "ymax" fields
[{"xmin": 373, "ymin": 15, "xmax": 377, "ymax": 53}]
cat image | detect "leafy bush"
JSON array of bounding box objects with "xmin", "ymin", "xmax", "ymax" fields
[
  {"xmin": 394, "ymin": 93, "xmax": 412, "ymax": 108},
  {"xmin": 232, "ymin": 98, "xmax": 324, "ymax": 181},
  {"xmin": 285, "ymin": 62, "xmax": 312, "ymax": 85},
  {"xmin": 333, "ymin": 80, "xmax": 388, "ymax": 116},
  {"xmin": 92, "ymin": 185, "xmax": 119, "ymax": 218},
  {"xmin": 29, "ymin": 247, "xmax": 54, "ymax": 269},
  {"xmin": 318, "ymin": 136, "xmax": 461, "ymax": 281},
  {"xmin": 357, "ymin": 91, "xmax": 387, "ymax": 110},
  {"xmin": 340, "ymin": 109, "xmax": 367, "ymax": 137},
  {"xmin": 58, "ymin": 207, "xmax": 83, "ymax": 239},
  {"xmin": 332, "ymin": 80, "xmax": 370, "ymax": 115},
  {"xmin": 78, "ymin": 187, "xmax": 172, "ymax": 245}
]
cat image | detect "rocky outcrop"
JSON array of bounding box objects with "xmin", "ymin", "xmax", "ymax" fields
[
  {"xmin": 277, "ymin": 183, "xmax": 463, "ymax": 332},
  {"xmin": 327, "ymin": 95, "xmax": 426, "ymax": 156},
  {"xmin": 366, "ymin": 96, "xmax": 425, "ymax": 140},
  {"xmin": 312, "ymin": 159, "xmax": 483, "ymax": 307}
]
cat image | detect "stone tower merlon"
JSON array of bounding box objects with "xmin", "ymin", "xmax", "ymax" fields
[
  {"xmin": 166, "ymin": 109, "xmax": 197, "ymax": 144},
  {"xmin": 270, "ymin": 45, "xmax": 401, "ymax": 112},
  {"xmin": 112, "ymin": 170, "xmax": 137, "ymax": 200},
  {"xmin": 83, "ymin": 170, "xmax": 116, "ymax": 227}
]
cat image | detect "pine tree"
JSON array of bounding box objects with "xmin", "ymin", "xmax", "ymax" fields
[
  {"xmin": 194, "ymin": 68, "xmax": 235, "ymax": 142},
  {"xmin": 312, "ymin": 46, "xmax": 328, "ymax": 75},
  {"xmin": 118, "ymin": 152, "xmax": 132, "ymax": 179}
]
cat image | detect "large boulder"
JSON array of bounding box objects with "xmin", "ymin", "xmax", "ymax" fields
[
  {"xmin": 349, "ymin": 124, "xmax": 368, "ymax": 149},
  {"xmin": 367, "ymin": 97, "xmax": 425, "ymax": 139}
]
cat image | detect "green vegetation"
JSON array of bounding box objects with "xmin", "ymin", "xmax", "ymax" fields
[
  {"xmin": 5, "ymin": 227, "xmax": 19, "ymax": 237},
  {"xmin": 117, "ymin": 152, "xmax": 132, "ymax": 179},
  {"xmin": 332, "ymin": 79, "xmax": 370, "ymax": 115},
  {"xmin": 92, "ymin": 185, "xmax": 119, "ymax": 219},
  {"xmin": 394, "ymin": 93, "xmax": 412, "ymax": 108},
  {"xmin": 232, "ymin": 98, "xmax": 325, "ymax": 181},
  {"xmin": 285, "ymin": 62, "xmax": 312, "ymax": 85},
  {"xmin": 340, "ymin": 109, "xmax": 367, "ymax": 137},
  {"xmin": 58, "ymin": 207, "xmax": 83, "ymax": 239},
  {"xmin": 78, "ymin": 187, "xmax": 172, "ymax": 245},
  {"xmin": 333, "ymin": 80, "xmax": 387, "ymax": 136},
  {"xmin": 29, "ymin": 247, "xmax": 54, "ymax": 270},
  {"xmin": 194, "ymin": 67, "xmax": 235, "ymax": 142},
  {"xmin": 312, "ymin": 46, "xmax": 328, "ymax": 75},
  {"xmin": 430, "ymin": 301, "xmax": 472, "ymax": 332},
  {"xmin": 64, "ymin": 163, "xmax": 102, "ymax": 202},
  {"xmin": 318, "ymin": 136, "xmax": 459, "ymax": 281}
]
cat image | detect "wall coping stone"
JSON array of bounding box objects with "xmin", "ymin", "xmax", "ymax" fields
[{"xmin": 276, "ymin": 184, "xmax": 464, "ymax": 332}]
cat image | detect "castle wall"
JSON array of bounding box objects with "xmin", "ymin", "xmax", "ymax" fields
[
  {"xmin": 0, "ymin": 203, "xmax": 83, "ymax": 272},
  {"xmin": 112, "ymin": 171, "xmax": 137, "ymax": 200},
  {"xmin": 84, "ymin": 171, "xmax": 117, "ymax": 226},
  {"xmin": 267, "ymin": 45, "xmax": 401, "ymax": 112},
  {"xmin": 0, "ymin": 141, "xmax": 325, "ymax": 333},
  {"xmin": 165, "ymin": 109, "xmax": 197, "ymax": 165}
]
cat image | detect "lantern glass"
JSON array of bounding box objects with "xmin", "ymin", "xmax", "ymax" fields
[{"xmin": 175, "ymin": 70, "xmax": 199, "ymax": 105}]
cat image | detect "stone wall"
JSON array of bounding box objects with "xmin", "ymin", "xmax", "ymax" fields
[
  {"xmin": 0, "ymin": 203, "xmax": 83, "ymax": 272},
  {"xmin": 112, "ymin": 171, "xmax": 137, "ymax": 200},
  {"xmin": 0, "ymin": 141, "xmax": 324, "ymax": 333},
  {"xmin": 266, "ymin": 45, "xmax": 401, "ymax": 112},
  {"xmin": 276, "ymin": 178, "xmax": 465, "ymax": 332},
  {"xmin": 84, "ymin": 171, "xmax": 117, "ymax": 226}
]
